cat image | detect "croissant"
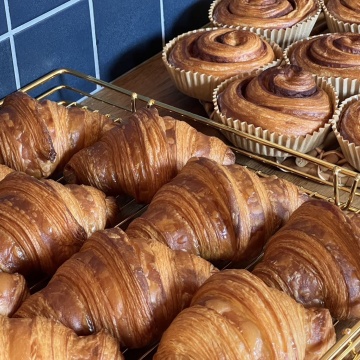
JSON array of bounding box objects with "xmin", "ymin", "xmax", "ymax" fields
[
  {"xmin": 0, "ymin": 315, "xmax": 123, "ymax": 359},
  {"xmin": 154, "ymin": 269, "xmax": 336, "ymax": 360},
  {"xmin": 0, "ymin": 272, "xmax": 29, "ymax": 316},
  {"xmin": 253, "ymin": 198, "xmax": 360, "ymax": 320},
  {"xmin": 126, "ymin": 157, "xmax": 308, "ymax": 263},
  {"xmin": 0, "ymin": 91, "xmax": 114, "ymax": 178},
  {"xmin": 15, "ymin": 227, "xmax": 217, "ymax": 349},
  {"xmin": 0, "ymin": 170, "xmax": 117, "ymax": 280},
  {"xmin": 63, "ymin": 106, "xmax": 235, "ymax": 203}
]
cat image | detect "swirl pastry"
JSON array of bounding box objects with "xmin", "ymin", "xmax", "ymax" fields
[
  {"xmin": 155, "ymin": 269, "xmax": 336, "ymax": 360},
  {"xmin": 167, "ymin": 28, "xmax": 276, "ymax": 78},
  {"xmin": 216, "ymin": 65, "xmax": 333, "ymax": 137},
  {"xmin": 338, "ymin": 99, "xmax": 360, "ymax": 146},
  {"xmin": 211, "ymin": 0, "xmax": 319, "ymax": 29},
  {"xmin": 288, "ymin": 33, "xmax": 360, "ymax": 80},
  {"xmin": 325, "ymin": 0, "xmax": 360, "ymax": 25}
]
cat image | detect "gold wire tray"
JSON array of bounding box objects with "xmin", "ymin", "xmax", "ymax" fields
[{"xmin": 5, "ymin": 67, "xmax": 360, "ymax": 359}]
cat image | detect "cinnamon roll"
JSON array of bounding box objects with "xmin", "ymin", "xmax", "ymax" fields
[
  {"xmin": 211, "ymin": 0, "xmax": 319, "ymax": 29},
  {"xmin": 167, "ymin": 28, "xmax": 276, "ymax": 78},
  {"xmin": 288, "ymin": 33, "xmax": 360, "ymax": 80},
  {"xmin": 331, "ymin": 94, "xmax": 360, "ymax": 171},
  {"xmin": 216, "ymin": 65, "xmax": 333, "ymax": 137},
  {"xmin": 163, "ymin": 28, "xmax": 282, "ymax": 101},
  {"xmin": 324, "ymin": 0, "xmax": 360, "ymax": 25}
]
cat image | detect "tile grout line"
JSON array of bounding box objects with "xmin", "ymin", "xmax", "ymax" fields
[
  {"xmin": 160, "ymin": 0, "xmax": 165, "ymax": 47},
  {"xmin": 3, "ymin": 0, "xmax": 20, "ymax": 89},
  {"xmin": 88, "ymin": 0, "xmax": 101, "ymax": 85}
]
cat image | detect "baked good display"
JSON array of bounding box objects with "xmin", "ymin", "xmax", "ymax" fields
[
  {"xmin": 154, "ymin": 269, "xmax": 336, "ymax": 360},
  {"xmin": 15, "ymin": 227, "xmax": 217, "ymax": 349},
  {"xmin": 0, "ymin": 273, "xmax": 29, "ymax": 317},
  {"xmin": 0, "ymin": 169, "xmax": 117, "ymax": 281},
  {"xmin": 321, "ymin": 0, "xmax": 360, "ymax": 33},
  {"xmin": 331, "ymin": 94, "xmax": 360, "ymax": 171},
  {"xmin": 127, "ymin": 157, "xmax": 308, "ymax": 264},
  {"xmin": 0, "ymin": 316, "xmax": 123, "ymax": 359},
  {"xmin": 213, "ymin": 64, "xmax": 336, "ymax": 157},
  {"xmin": 0, "ymin": 91, "xmax": 115, "ymax": 178},
  {"xmin": 209, "ymin": 0, "xmax": 321, "ymax": 47},
  {"xmin": 162, "ymin": 27, "xmax": 282, "ymax": 101},
  {"xmin": 63, "ymin": 106, "xmax": 235, "ymax": 203},
  {"xmin": 253, "ymin": 199, "xmax": 360, "ymax": 320},
  {"xmin": 285, "ymin": 32, "xmax": 360, "ymax": 100}
]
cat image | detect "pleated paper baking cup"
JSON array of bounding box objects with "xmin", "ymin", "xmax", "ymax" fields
[
  {"xmin": 284, "ymin": 36, "xmax": 360, "ymax": 102},
  {"xmin": 212, "ymin": 74, "xmax": 338, "ymax": 158},
  {"xmin": 162, "ymin": 28, "xmax": 283, "ymax": 102},
  {"xmin": 320, "ymin": 0, "xmax": 360, "ymax": 33},
  {"xmin": 332, "ymin": 95, "xmax": 360, "ymax": 171},
  {"xmin": 208, "ymin": 0, "xmax": 321, "ymax": 48}
]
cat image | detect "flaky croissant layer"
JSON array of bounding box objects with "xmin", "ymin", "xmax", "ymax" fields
[
  {"xmin": 15, "ymin": 228, "xmax": 217, "ymax": 349},
  {"xmin": 0, "ymin": 315, "xmax": 123, "ymax": 359},
  {"xmin": 154, "ymin": 269, "xmax": 335, "ymax": 360},
  {"xmin": 63, "ymin": 106, "xmax": 235, "ymax": 203},
  {"xmin": 0, "ymin": 91, "xmax": 114, "ymax": 178}
]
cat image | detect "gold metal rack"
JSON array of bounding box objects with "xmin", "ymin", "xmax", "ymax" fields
[{"xmin": 4, "ymin": 67, "xmax": 360, "ymax": 359}]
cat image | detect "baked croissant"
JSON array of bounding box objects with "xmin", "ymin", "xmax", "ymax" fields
[
  {"xmin": 0, "ymin": 272, "xmax": 29, "ymax": 316},
  {"xmin": 0, "ymin": 91, "xmax": 115, "ymax": 178},
  {"xmin": 126, "ymin": 157, "xmax": 308, "ymax": 263},
  {"xmin": 15, "ymin": 227, "xmax": 217, "ymax": 349},
  {"xmin": 0, "ymin": 170, "xmax": 117, "ymax": 280},
  {"xmin": 63, "ymin": 106, "xmax": 235, "ymax": 203},
  {"xmin": 253, "ymin": 199, "xmax": 360, "ymax": 320},
  {"xmin": 0, "ymin": 315, "xmax": 123, "ymax": 359},
  {"xmin": 154, "ymin": 269, "xmax": 336, "ymax": 360}
]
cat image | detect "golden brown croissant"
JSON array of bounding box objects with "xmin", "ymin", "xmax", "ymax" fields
[
  {"xmin": 216, "ymin": 65, "xmax": 333, "ymax": 137},
  {"xmin": 154, "ymin": 269, "xmax": 336, "ymax": 360},
  {"xmin": 15, "ymin": 227, "xmax": 217, "ymax": 349},
  {"xmin": 0, "ymin": 272, "xmax": 29, "ymax": 316},
  {"xmin": 63, "ymin": 106, "xmax": 235, "ymax": 203},
  {"xmin": 0, "ymin": 315, "xmax": 123, "ymax": 359},
  {"xmin": 0, "ymin": 170, "xmax": 117, "ymax": 280},
  {"xmin": 253, "ymin": 199, "xmax": 360, "ymax": 320},
  {"xmin": 126, "ymin": 157, "xmax": 308, "ymax": 263},
  {"xmin": 0, "ymin": 91, "xmax": 114, "ymax": 178},
  {"xmin": 211, "ymin": 0, "xmax": 319, "ymax": 29}
]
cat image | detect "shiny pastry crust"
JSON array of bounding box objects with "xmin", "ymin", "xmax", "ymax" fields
[
  {"xmin": 338, "ymin": 99, "xmax": 360, "ymax": 146},
  {"xmin": 154, "ymin": 269, "xmax": 336, "ymax": 360},
  {"xmin": 216, "ymin": 65, "xmax": 333, "ymax": 137},
  {"xmin": 212, "ymin": 0, "xmax": 318, "ymax": 29},
  {"xmin": 168, "ymin": 28, "xmax": 276, "ymax": 78},
  {"xmin": 253, "ymin": 199, "xmax": 360, "ymax": 320},
  {"xmin": 326, "ymin": 0, "xmax": 360, "ymax": 24},
  {"xmin": 288, "ymin": 33, "xmax": 360, "ymax": 79}
]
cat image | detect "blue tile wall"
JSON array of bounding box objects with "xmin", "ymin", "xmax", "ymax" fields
[
  {"xmin": 0, "ymin": 0, "xmax": 7, "ymax": 35},
  {"xmin": 9, "ymin": 0, "xmax": 68, "ymax": 28},
  {"xmin": 0, "ymin": 0, "xmax": 211, "ymax": 101}
]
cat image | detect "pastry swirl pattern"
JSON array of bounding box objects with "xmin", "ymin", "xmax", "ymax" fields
[
  {"xmin": 326, "ymin": 0, "xmax": 360, "ymax": 24},
  {"xmin": 289, "ymin": 33, "xmax": 360, "ymax": 79},
  {"xmin": 338, "ymin": 99, "xmax": 360, "ymax": 146},
  {"xmin": 216, "ymin": 65, "xmax": 333, "ymax": 137},
  {"xmin": 168, "ymin": 28, "xmax": 276, "ymax": 78},
  {"xmin": 212, "ymin": 0, "xmax": 318, "ymax": 29}
]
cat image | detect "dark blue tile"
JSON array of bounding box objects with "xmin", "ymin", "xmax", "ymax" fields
[
  {"xmin": 0, "ymin": 1, "xmax": 7, "ymax": 35},
  {"xmin": 14, "ymin": 0, "xmax": 96, "ymax": 102},
  {"xmin": 93, "ymin": 0, "xmax": 163, "ymax": 82},
  {"xmin": 164, "ymin": 0, "xmax": 211, "ymax": 42},
  {"xmin": 9, "ymin": 0, "xmax": 68, "ymax": 28},
  {"xmin": 0, "ymin": 39, "xmax": 16, "ymax": 99}
]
